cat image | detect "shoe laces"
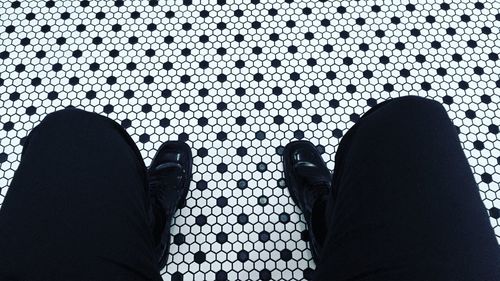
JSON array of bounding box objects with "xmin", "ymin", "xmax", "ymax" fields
[
  {"xmin": 305, "ymin": 181, "xmax": 330, "ymax": 211},
  {"xmin": 148, "ymin": 163, "xmax": 184, "ymax": 215},
  {"xmin": 294, "ymin": 161, "xmax": 331, "ymax": 209},
  {"xmin": 295, "ymin": 162, "xmax": 330, "ymax": 189}
]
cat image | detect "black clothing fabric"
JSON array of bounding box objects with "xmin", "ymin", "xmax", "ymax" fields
[
  {"xmin": 0, "ymin": 108, "xmax": 162, "ymax": 281},
  {"xmin": 314, "ymin": 96, "xmax": 500, "ymax": 281},
  {"xmin": 0, "ymin": 96, "xmax": 498, "ymax": 281}
]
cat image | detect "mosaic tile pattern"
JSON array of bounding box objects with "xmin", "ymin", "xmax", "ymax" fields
[{"xmin": 1, "ymin": 0, "xmax": 499, "ymax": 280}]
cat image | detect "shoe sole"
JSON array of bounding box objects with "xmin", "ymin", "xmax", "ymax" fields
[
  {"xmin": 282, "ymin": 140, "xmax": 317, "ymax": 209},
  {"xmin": 150, "ymin": 140, "xmax": 193, "ymax": 270},
  {"xmin": 282, "ymin": 140, "xmax": 326, "ymax": 263},
  {"xmin": 150, "ymin": 140, "xmax": 193, "ymax": 209}
]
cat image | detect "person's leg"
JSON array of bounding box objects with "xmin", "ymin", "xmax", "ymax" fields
[
  {"xmin": 314, "ymin": 96, "xmax": 500, "ymax": 280},
  {"xmin": 0, "ymin": 108, "xmax": 162, "ymax": 281}
]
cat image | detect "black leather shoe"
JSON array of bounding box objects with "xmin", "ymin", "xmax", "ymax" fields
[
  {"xmin": 282, "ymin": 140, "xmax": 331, "ymax": 263},
  {"xmin": 148, "ymin": 141, "xmax": 192, "ymax": 270}
]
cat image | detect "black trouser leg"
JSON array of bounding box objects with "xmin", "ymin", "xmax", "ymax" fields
[
  {"xmin": 314, "ymin": 96, "xmax": 500, "ymax": 281},
  {"xmin": 0, "ymin": 108, "xmax": 162, "ymax": 281}
]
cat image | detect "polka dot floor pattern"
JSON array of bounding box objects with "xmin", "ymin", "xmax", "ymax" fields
[{"xmin": 1, "ymin": 0, "xmax": 500, "ymax": 280}]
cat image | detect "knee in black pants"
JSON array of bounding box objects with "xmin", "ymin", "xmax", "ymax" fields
[
  {"xmin": 40, "ymin": 107, "xmax": 110, "ymax": 131},
  {"xmin": 20, "ymin": 107, "xmax": 114, "ymax": 158},
  {"xmin": 361, "ymin": 95, "xmax": 449, "ymax": 125}
]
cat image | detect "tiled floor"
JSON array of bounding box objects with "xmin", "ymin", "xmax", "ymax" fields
[{"xmin": 0, "ymin": 0, "xmax": 499, "ymax": 280}]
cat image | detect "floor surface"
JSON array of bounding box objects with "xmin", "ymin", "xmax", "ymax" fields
[{"xmin": 0, "ymin": 0, "xmax": 499, "ymax": 280}]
